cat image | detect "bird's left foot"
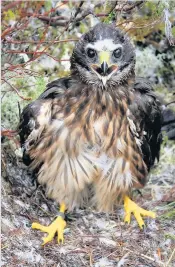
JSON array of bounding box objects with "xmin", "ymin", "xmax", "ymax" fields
[
  {"xmin": 124, "ymin": 195, "xmax": 156, "ymax": 229},
  {"xmin": 32, "ymin": 215, "xmax": 66, "ymax": 245}
]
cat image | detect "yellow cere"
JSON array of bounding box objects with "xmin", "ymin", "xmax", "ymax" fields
[{"xmin": 99, "ymin": 51, "xmax": 110, "ymax": 65}]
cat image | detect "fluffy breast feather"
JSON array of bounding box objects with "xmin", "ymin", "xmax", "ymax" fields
[{"xmin": 19, "ymin": 77, "xmax": 162, "ymax": 211}]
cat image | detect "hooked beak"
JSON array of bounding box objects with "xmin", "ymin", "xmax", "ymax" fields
[
  {"xmin": 91, "ymin": 61, "xmax": 110, "ymax": 76},
  {"xmin": 101, "ymin": 61, "xmax": 109, "ymax": 76},
  {"xmin": 91, "ymin": 51, "xmax": 118, "ymax": 86}
]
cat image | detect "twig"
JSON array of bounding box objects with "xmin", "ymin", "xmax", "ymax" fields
[
  {"xmin": 127, "ymin": 18, "xmax": 162, "ymax": 31},
  {"xmin": 38, "ymin": 2, "xmax": 104, "ymax": 27},
  {"xmin": 89, "ymin": 249, "xmax": 93, "ymax": 267},
  {"xmin": 4, "ymin": 38, "xmax": 78, "ymax": 44},
  {"xmin": 106, "ymin": 248, "xmax": 122, "ymax": 259},
  {"xmin": 2, "ymin": 49, "xmax": 70, "ymax": 62},
  {"xmin": 68, "ymin": 249, "xmax": 87, "ymax": 254},
  {"xmin": 32, "ymin": 202, "xmax": 52, "ymax": 217},
  {"xmin": 2, "ymin": 0, "xmax": 22, "ymax": 12},
  {"xmin": 34, "ymin": 18, "xmax": 50, "ymax": 58},
  {"xmin": 165, "ymin": 248, "xmax": 175, "ymax": 267},
  {"xmin": 2, "ymin": 78, "xmax": 32, "ymax": 101},
  {"xmin": 74, "ymin": 1, "xmax": 84, "ymax": 19},
  {"xmin": 37, "ymin": 15, "xmax": 69, "ymax": 27},
  {"xmin": 115, "ymin": 1, "xmax": 144, "ymax": 12},
  {"xmin": 124, "ymin": 248, "xmax": 165, "ymax": 266},
  {"xmin": 1, "ymin": 244, "xmax": 8, "ymax": 250},
  {"xmin": 166, "ymin": 100, "xmax": 175, "ymax": 106},
  {"xmin": 1, "ymin": 130, "xmax": 17, "ymax": 137},
  {"xmin": 18, "ymin": 101, "xmax": 21, "ymax": 117}
]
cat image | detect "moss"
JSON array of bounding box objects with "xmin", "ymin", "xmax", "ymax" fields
[
  {"xmin": 160, "ymin": 202, "xmax": 175, "ymax": 220},
  {"xmin": 160, "ymin": 210, "xmax": 175, "ymax": 220},
  {"xmin": 164, "ymin": 233, "xmax": 175, "ymax": 240},
  {"xmin": 1, "ymin": 93, "xmax": 22, "ymax": 130}
]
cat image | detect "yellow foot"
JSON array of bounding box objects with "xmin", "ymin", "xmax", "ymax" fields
[
  {"xmin": 32, "ymin": 216, "xmax": 66, "ymax": 245},
  {"xmin": 124, "ymin": 195, "xmax": 156, "ymax": 229}
]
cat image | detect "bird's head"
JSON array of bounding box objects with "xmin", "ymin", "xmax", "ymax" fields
[{"xmin": 71, "ymin": 23, "xmax": 135, "ymax": 88}]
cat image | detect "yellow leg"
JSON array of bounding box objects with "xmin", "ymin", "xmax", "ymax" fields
[
  {"xmin": 124, "ymin": 196, "xmax": 156, "ymax": 229},
  {"xmin": 32, "ymin": 203, "xmax": 67, "ymax": 245}
]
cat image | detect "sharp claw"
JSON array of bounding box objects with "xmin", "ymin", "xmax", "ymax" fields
[
  {"xmin": 42, "ymin": 238, "xmax": 47, "ymax": 246},
  {"xmin": 42, "ymin": 232, "xmax": 55, "ymax": 245},
  {"xmin": 42, "ymin": 239, "xmax": 51, "ymax": 246},
  {"xmin": 139, "ymin": 207, "xmax": 156, "ymax": 218},
  {"xmin": 58, "ymin": 238, "xmax": 64, "ymax": 244},
  {"xmin": 133, "ymin": 210, "xmax": 145, "ymax": 228},
  {"xmin": 58, "ymin": 235, "xmax": 63, "ymax": 244},
  {"xmin": 141, "ymin": 224, "xmax": 145, "ymax": 230},
  {"xmin": 42, "ymin": 237, "xmax": 48, "ymax": 246},
  {"xmin": 124, "ymin": 212, "xmax": 131, "ymax": 224},
  {"xmin": 139, "ymin": 223, "xmax": 145, "ymax": 230}
]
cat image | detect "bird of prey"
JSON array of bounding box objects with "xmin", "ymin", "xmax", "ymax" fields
[{"xmin": 19, "ymin": 23, "xmax": 162, "ymax": 245}]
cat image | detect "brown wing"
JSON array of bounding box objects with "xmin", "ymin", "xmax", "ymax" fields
[
  {"xmin": 18, "ymin": 78, "xmax": 70, "ymax": 165},
  {"xmin": 129, "ymin": 77, "xmax": 162, "ymax": 171}
]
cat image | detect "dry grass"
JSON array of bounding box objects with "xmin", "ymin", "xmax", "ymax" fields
[{"xmin": 1, "ymin": 141, "xmax": 175, "ymax": 267}]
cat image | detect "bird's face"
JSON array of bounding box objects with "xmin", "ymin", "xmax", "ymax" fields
[{"xmin": 71, "ymin": 23, "xmax": 135, "ymax": 88}]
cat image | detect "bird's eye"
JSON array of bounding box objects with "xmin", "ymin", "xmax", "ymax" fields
[
  {"xmin": 113, "ymin": 48, "xmax": 122, "ymax": 58},
  {"xmin": 87, "ymin": 48, "xmax": 96, "ymax": 58}
]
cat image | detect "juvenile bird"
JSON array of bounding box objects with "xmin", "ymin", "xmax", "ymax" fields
[{"xmin": 19, "ymin": 23, "xmax": 162, "ymax": 245}]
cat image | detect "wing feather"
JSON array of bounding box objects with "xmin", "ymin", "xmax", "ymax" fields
[
  {"xmin": 129, "ymin": 77, "xmax": 163, "ymax": 170},
  {"xmin": 18, "ymin": 78, "xmax": 70, "ymax": 166}
]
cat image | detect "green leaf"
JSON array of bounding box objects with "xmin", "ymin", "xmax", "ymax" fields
[
  {"xmin": 45, "ymin": 0, "xmax": 52, "ymax": 12},
  {"xmin": 4, "ymin": 10, "xmax": 16, "ymax": 22}
]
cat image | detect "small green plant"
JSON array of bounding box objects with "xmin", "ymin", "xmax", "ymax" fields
[{"xmin": 104, "ymin": 11, "xmax": 115, "ymax": 24}]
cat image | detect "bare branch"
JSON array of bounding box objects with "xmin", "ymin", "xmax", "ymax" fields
[
  {"xmin": 4, "ymin": 38, "xmax": 78, "ymax": 44},
  {"xmin": 115, "ymin": 1, "xmax": 144, "ymax": 12},
  {"xmin": 2, "ymin": 1, "xmax": 22, "ymax": 12},
  {"xmin": 2, "ymin": 78, "xmax": 32, "ymax": 101}
]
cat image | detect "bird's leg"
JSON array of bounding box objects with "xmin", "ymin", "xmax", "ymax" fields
[
  {"xmin": 32, "ymin": 203, "xmax": 67, "ymax": 245},
  {"xmin": 124, "ymin": 195, "xmax": 156, "ymax": 229}
]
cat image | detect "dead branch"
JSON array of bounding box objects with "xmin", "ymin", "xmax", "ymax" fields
[
  {"xmin": 4, "ymin": 38, "xmax": 78, "ymax": 44},
  {"xmin": 115, "ymin": 0, "xmax": 145, "ymax": 12},
  {"xmin": 1, "ymin": 130, "xmax": 18, "ymax": 137},
  {"xmin": 2, "ymin": 78, "xmax": 32, "ymax": 101},
  {"xmin": 1, "ymin": 1, "xmax": 22, "ymax": 12}
]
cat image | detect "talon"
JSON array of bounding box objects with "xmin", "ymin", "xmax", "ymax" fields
[
  {"xmin": 58, "ymin": 237, "xmax": 64, "ymax": 244},
  {"xmin": 124, "ymin": 195, "xmax": 156, "ymax": 228},
  {"xmin": 32, "ymin": 203, "xmax": 67, "ymax": 245},
  {"xmin": 141, "ymin": 224, "xmax": 145, "ymax": 230},
  {"xmin": 124, "ymin": 212, "xmax": 131, "ymax": 224},
  {"xmin": 32, "ymin": 216, "xmax": 67, "ymax": 245}
]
